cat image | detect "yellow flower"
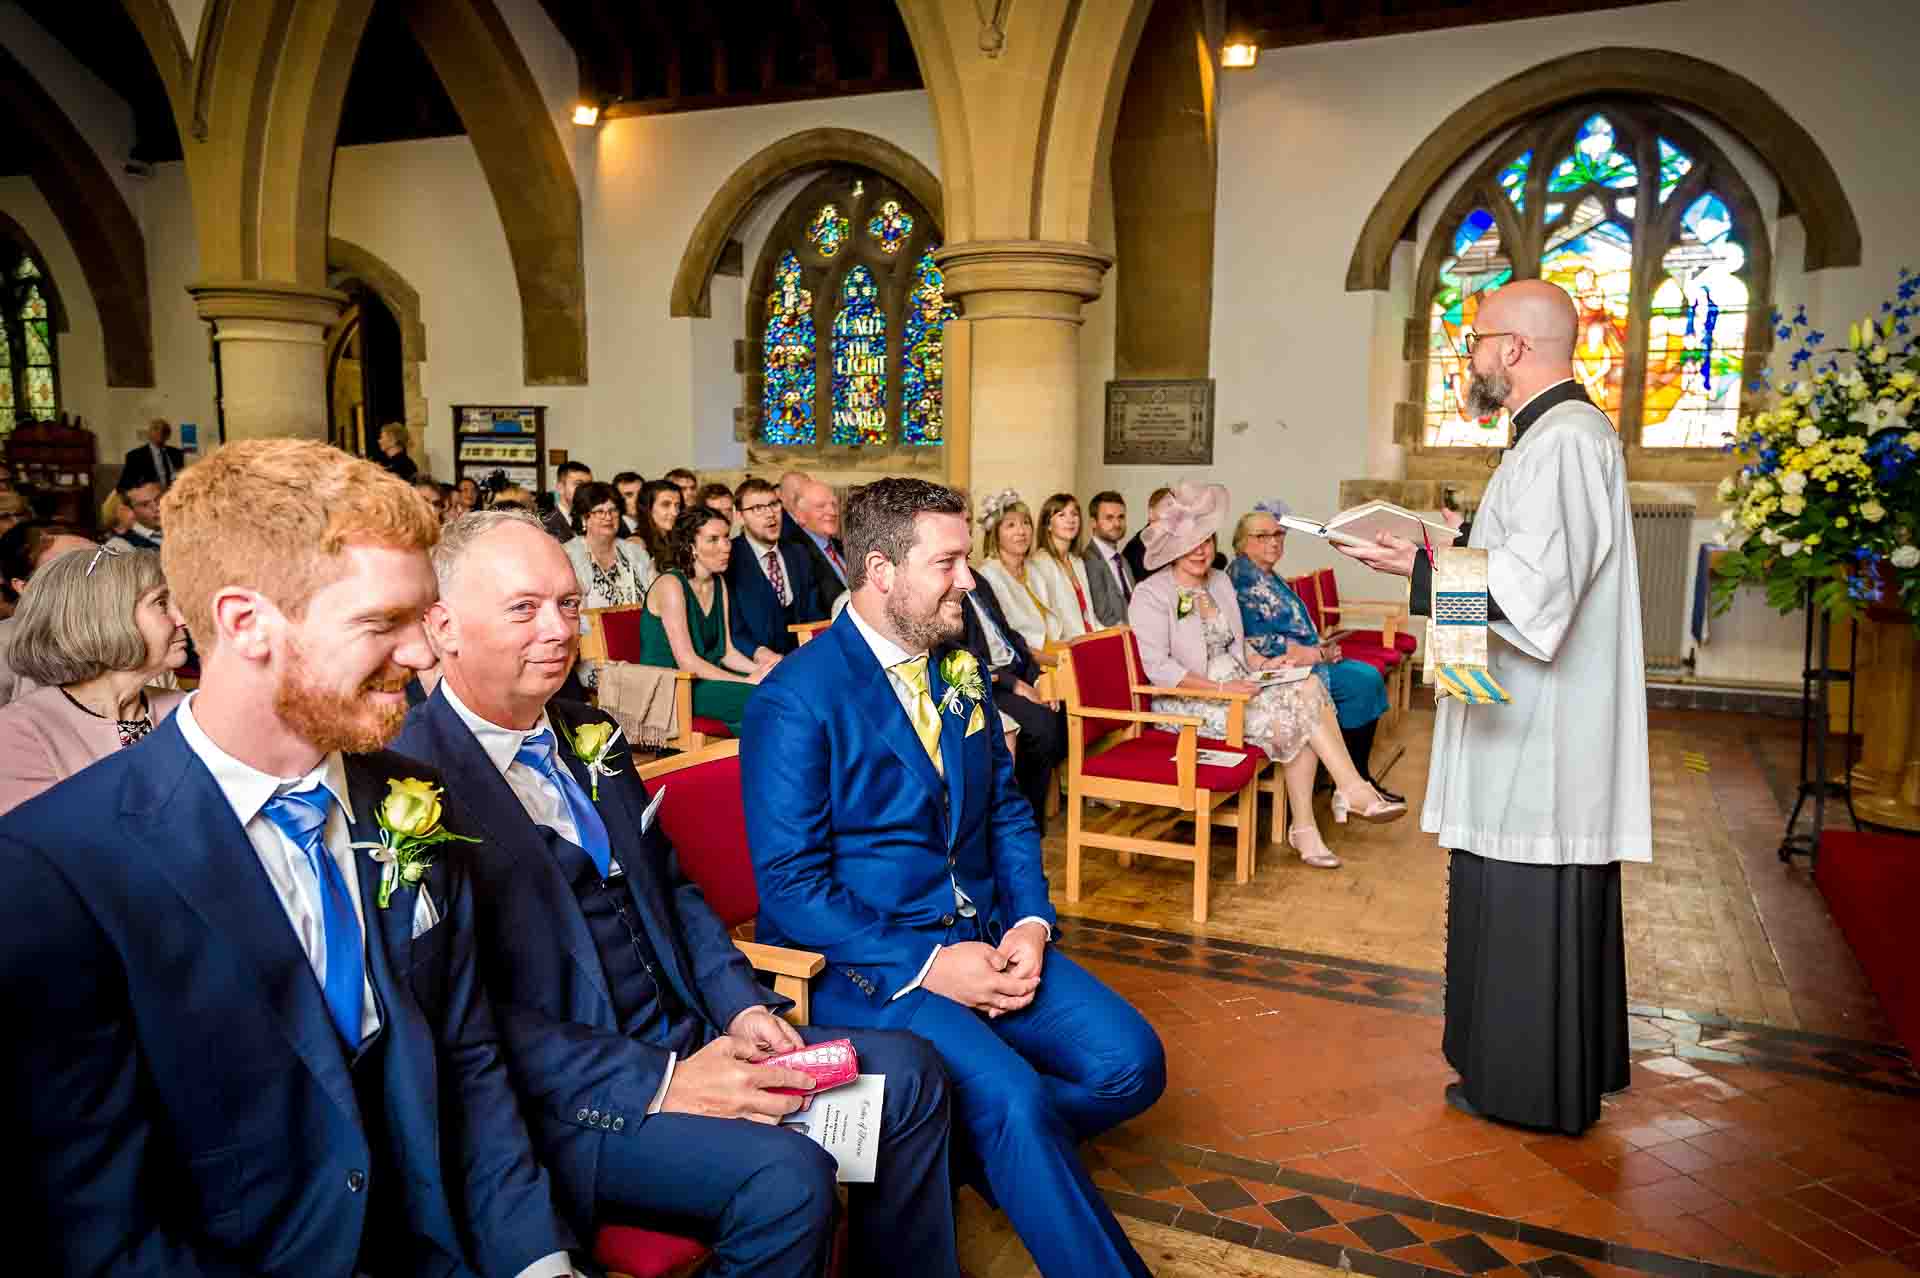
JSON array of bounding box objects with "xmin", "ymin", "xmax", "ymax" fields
[
  {"xmin": 1806, "ymin": 534, "xmax": 1822, "ymax": 547},
  {"xmin": 1780, "ymin": 494, "xmax": 1807, "ymax": 516},
  {"xmin": 1861, "ymin": 501, "xmax": 1886, "ymax": 523},
  {"xmin": 380, "ymin": 778, "xmax": 444, "ymax": 838},
  {"xmin": 572, "ymin": 720, "xmax": 617, "ymax": 762},
  {"xmin": 1835, "ymin": 517, "xmax": 1849, "ymax": 529}
]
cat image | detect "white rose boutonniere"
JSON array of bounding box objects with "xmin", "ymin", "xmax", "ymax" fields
[
  {"xmin": 351, "ymin": 777, "xmax": 481, "ymax": 909},
  {"xmin": 558, "ymin": 719, "xmax": 626, "ymax": 800},
  {"xmin": 937, "ymin": 649, "xmax": 986, "ymax": 716},
  {"xmin": 1176, "ymin": 590, "xmax": 1197, "ymax": 620}
]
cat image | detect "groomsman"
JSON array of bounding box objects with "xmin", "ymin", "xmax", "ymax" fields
[
  {"xmin": 1079, "ymin": 490, "xmax": 1133, "ymax": 627},
  {"xmin": 396, "ymin": 511, "xmax": 959, "ymax": 1278},
  {"xmin": 727, "ymin": 476, "xmax": 824, "ymax": 660},
  {"xmin": 0, "ymin": 440, "xmax": 579, "ymax": 1276}
]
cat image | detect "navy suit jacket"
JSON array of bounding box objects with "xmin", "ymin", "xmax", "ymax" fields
[
  {"xmin": 394, "ymin": 690, "xmax": 776, "ymax": 1233},
  {"xmin": 782, "ymin": 524, "xmax": 848, "ymax": 619},
  {"xmin": 743, "ymin": 609, "xmax": 1056, "ymax": 1029},
  {"xmin": 725, "ymin": 534, "xmax": 824, "ymax": 656},
  {"xmin": 0, "ymin": 717, "xmax": 570, "ymax": 1277}
]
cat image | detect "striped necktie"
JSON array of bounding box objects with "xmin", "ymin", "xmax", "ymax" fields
[{"xmin": 891, "ymin": 655, "xmax": 944, "ymax": 776}]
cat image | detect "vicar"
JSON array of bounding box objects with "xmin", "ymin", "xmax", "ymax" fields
[
  {"xmin": 396, "ymin": 510, "xmax": 959, "ymax": 1278},
  {"xmin": 0, "ymin": 440, "xmax": 578, "ymax": 1276},
  {"xmin": 1338, "ymin": 279, "xmax": 1650, "ymax": 1134},
  {"xmin": 744, "ymin": 478, "xmax": 1165, "ymax": 1278}
]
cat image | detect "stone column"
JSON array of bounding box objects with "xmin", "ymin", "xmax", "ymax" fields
[
  {"xmin": 189, "ymin": 281, "xmax": 346, "ymax": 442},
  {"xmin": 937, "ymin": 239, "xmax": 1111, "ymax": 509}
]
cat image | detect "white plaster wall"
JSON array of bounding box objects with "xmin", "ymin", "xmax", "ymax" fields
[{"xmin": 1077, "ymin": 0, "xmax": 1920, "ymax": 669}]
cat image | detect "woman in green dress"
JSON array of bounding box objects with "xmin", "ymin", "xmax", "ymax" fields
[{"xmin": 637, "ymin": 506, "xmax": 772, "ymax": 736}]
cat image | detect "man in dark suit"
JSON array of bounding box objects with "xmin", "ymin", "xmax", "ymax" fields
[
  {"xmin": 1080, "ymin": 490, "xmax": 1133, "ymax": 627},
  {"xmin": 543, "ymin": 461, "xmax": 592, "ymax": 544},
  {"xmin": 783, "ymin": 478, "xmax": 848, "ymax": 618},
  {"xmin": 726, "ymin": 476, "xmax": 824, "ymax": 660},
  {"xmin": 744, "ymin": 478, "xmax": 1165, "ymax": 1278},
  {"xmin": 0, "ymin": 439, "xmax": 578, "ymax": 1276},
  {"xmin": 936, "ymin": 570, "xmax": 1064, "ymax": 830},
  {"xmin": 396, "ymin": 511, "xmax": 958, "ymax": 1278},
  {"xmin": 120, "ymin": 418, "xmax": 186, "ymax": 492}
]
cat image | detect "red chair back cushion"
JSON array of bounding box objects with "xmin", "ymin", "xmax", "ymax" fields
[
  {"xmin": 1068, "ymin": 629, "xmax": 1141, "ymax": 744},
  {"xmin": 1289, "ymin": 575, "xmax": 1325, "ymax": 634},
  {"xmin": 601, "ymin": 608, "xmax": 646, "ymax": 664},
  {"xmin": 642, "ymin": 751, "xmax": 757, "ymax": 928}
]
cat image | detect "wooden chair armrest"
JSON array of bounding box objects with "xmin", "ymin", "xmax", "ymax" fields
[
  {"xmin": 733, "ymin": 940, "xmax": 826, "ymax": 980},
  {"xmin": 1065, "ymin": 706, "xmax": 1204, "ymax": 729},
  {"xmin": 1130, "ymin": 683, "xmax": 1249, "ymax": 702},
  {"xmin": 1033, "ymin": 646, "xmax": 1063, "ymax": 669},
  {"xmin": 1324, "ymin": 600, "xmax": 1410, "ymax": 623}
]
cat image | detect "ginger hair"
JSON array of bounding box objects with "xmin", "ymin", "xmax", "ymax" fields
[{"xmin": 160, "ymin": 438, "xmax": 440, "ymax": 644}]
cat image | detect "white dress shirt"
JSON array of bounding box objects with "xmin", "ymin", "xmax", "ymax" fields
[
  {"xmin": 743, "ymin": 532, "xmax": 792, "ymax": 607},
  {"xmin": 439, "ymin": 679, "xmax": 680, "ymax": 1118},
  {"xmin": 842, "ymin": 604, "xmax": 1050, "ymax": 999}
]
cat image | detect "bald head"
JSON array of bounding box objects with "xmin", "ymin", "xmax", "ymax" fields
[
  {"xmin": 795, "ymin": 480, "xmax": 840, "ymax": 537},
  {"xmin": 1481, "ymin": 279, "xmax": 1577, "ymax": 347},
  {"xmin": 778, "ymin": 470, "xmax": 812, "ymax": 511},
  {"xmin": 1466, "ymin": 279, "xmax": 1581, "ymax": 415},
  {"xmin": 35, "ymin": 534, "xmax": 98, "ymax": 568}
]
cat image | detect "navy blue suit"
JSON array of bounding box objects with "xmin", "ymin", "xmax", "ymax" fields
[
  {"xmin": 0, "ymin": 718, "xmax": 572, "ymax": 1277},
  {"xmin": 396, "ymin": 690, "xmax": 957, "ymax": 1278},
  {"xmin": 725, "ymin": 534, "xmax": 824, "ymax": 657},
  {"xmin": 744, "ymin": 609, "xmax": 1165, "ymax": 1278}
]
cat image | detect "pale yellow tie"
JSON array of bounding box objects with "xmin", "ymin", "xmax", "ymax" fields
[{"xmin": 892, "ymin": 655, "xmax": 945, "ymax": 776}]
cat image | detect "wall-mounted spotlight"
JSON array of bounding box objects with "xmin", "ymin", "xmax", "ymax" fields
[
  {"xmin": 1221, "ymin": 39, "xmax": 1259, "ymax": 69},
  {"xmin": 571, "ymin": 102, "xmax": 602, "ymax": 127}
]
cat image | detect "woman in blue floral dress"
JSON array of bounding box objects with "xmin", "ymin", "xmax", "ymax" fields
[{"xmin": 1228, "ymin": 501, "xmax": 1400, "ymax": 803}]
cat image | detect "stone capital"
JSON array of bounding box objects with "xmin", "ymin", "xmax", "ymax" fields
[
  {"xmin": 933, "ymin": 240, "xmax": 1115, "ymax": 323},
  {"xmin": 188, "ymin": 279, "xmax": 348, "ymax": 330}
]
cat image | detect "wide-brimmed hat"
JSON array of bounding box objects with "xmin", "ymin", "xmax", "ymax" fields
[{"xmin": 1141, "ymin": 481, "xmax": 1230, "ymax": 571}]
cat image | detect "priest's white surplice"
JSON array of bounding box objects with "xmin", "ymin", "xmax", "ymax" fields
[{"xmin": 1422, "ymin": 397, "xmax": 1653, "ymax": 866}]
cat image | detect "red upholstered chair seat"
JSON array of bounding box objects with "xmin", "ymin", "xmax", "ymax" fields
[
  {"xmin": 1082, "ymin": 733, "xmax": 1263, "ymax": 792},
  {"xmin": 690, "ymin": 717, "xmax": 733, "ymax": 740},
  {"xmin": 600, "ymin": 607, "xmax": 647, "ymax": 664},
  {"xmin": 594, "ymin": 1225, "xmax": 710, "ymax": 1278},
  {"xmin": 1347, "ymin": 628, "xmax": 1419, "ymax": 655},
  {"xmin": 1337, "ymin": 642, "xmax": 1402, "ymax": 673}
]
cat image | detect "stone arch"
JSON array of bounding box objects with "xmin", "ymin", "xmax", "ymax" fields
[
  {"xmin": 326, "ymin": 236, "xmax": 428, "ymax": 462},
  {"xmin": 0, "ymin": 46, "xmax": 152, "ymax": 387},
  {"xmin": 1347, "ymin": 47, "xmax": 1862, "ymax": 292},
  {"xmin": 671, "ymin": 128, "xmax": 944, "ymax": 320}
]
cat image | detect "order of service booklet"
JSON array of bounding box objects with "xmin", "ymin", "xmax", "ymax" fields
[
  {"xmin": 1278, "ymin": 500, "xmax": 1461, "ymax": 550},
  {"xmin": 779, "ymin": 1073, "xmax": 885, "ymax": 1183}
]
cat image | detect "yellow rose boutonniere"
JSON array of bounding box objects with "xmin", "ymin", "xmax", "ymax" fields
[
  {"xmin": 558, "ymin": 719, "xmax": 626, "ymax": 800},
  {"xmin": 352, "ymin": 778, "xmax": 480, "ymax": 909},
  {"xmin": 937, "ymin": 649, "xmax": 986, "ymax": 717}
]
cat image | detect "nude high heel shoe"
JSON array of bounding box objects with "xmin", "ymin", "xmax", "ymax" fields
[
  {"xmin": 1287, "ymin": 825, "xmax": 1342, "ymax": 869},
  {"xmin": 1332, "ymin": 785, "xmax": 1407, "ymax": 825}
]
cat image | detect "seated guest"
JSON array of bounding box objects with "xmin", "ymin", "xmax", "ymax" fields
[
  {"xmin": 545, "ymin": 461, "xmax": 593, "ymax": 543},
  {"xmin": 640, "ymin": 507, "xmax": 766, "ymax": 735},
  {"xmin": 665, "ymin": 466, "xmax": 699, "ymax": 509},
  {"xmin": 788, "ymin": 479, "xmax": 848, "ymax": 617},
  {"xmin": 0, "ymin": 546, "xmax": 188, "ymax": 814},
  {"xmin": 940, "ymin": 563, "xmax": 1065, "ymax": 831},
  {"xmin": 1132, "ymin": 483, "xmax": 1403, "ymax": 869},
  {"xmin": 411, "ymin": 474, "xmax": 448, "ymax": 522},
  {"xmin": 106, "ymin": 477, "xmax": 165, "ymax": 551},
  {"xmin": 629, "ymin": 477, "xmax": 682, "ymax": 572},
  {"xmin": 1, "ymin": 439, "xmax": 578, "ymax": 1276},
  {"xmin": 375, "ymin": 421, "xmax": 417, "ymax": 481},
  {"xmin": 726, "ymin": 476, "xmax": 822, "ymax": 662},
  {"xmin": 0, "ymin": 524, "xmax": 97, "ymax": 703},
  {"xmin": 697, "ymin": 481, "xmax": 737, "ymax": 527},
  {"xmin": 1027, "ymin": 492, "xmax": 1099, "ymax": 640},
  {"xmin": 120, "ymin": 418, "xmax": 186, "ymax": 491},
  {"xmin": 612, "ymin": 470, "xmax": 645, "ymax": 535},
  {"xmin": 973, "ymin": 491, "xmax": 1062, "ymax": 652},
  {"xmin": 491, "ymin": 483, "xmax": 536, "ymax": 511},
  {"xmin": 776, "ymin": 469, "xmax": 811, "ymax": 542},
  {"xmin": 1080, "ymin": 490, "xmax": 1134, "ymax": 627},
  {"xmin": 564, "ymin": 481, "xmax": 653, "ymax": 607},
  {"xmin": 398, "ymin": 512, "xmax": 959, "ymax": 1278},
  {"xmin": 1120, "ymin": 485, "xmax": 1171, "ymax": 584},
  {"xmin": 453, "ymin": 475, "xmax": 480, "ymax": 516},
  {"xmin": 1229, "ymin": 502, "xmax": 1399, "ymax": 802},
  {"xmin": 101, "ymin": 489, "xmax": 137, "ymax": 539},
  {"xmin": 0, "ymin": 490, "xmax": 31, "ymax": 539},
  {"xmin": 745, "ymin": 478, "xmax": 1165, "ymax": 1278}
]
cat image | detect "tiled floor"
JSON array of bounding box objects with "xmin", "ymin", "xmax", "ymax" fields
[{"xmin": 1025, "ymin": 708, "xmax": 1920, "ymax": 1278}]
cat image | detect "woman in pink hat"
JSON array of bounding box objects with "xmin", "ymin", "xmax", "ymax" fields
[{"xmin": 1128, "ymin": 482, "xmax": 1404, "ymax": 868}]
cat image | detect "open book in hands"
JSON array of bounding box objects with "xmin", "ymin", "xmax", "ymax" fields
[{"xmin": 1279, "ymin": 500, "xmax": 1461, "ymax": 550}]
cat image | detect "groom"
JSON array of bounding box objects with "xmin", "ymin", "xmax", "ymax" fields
[
  {"xmin": 0, "ymin": 440, "xmax": 577, "ymax": 1275},
  {"xmin": 744, "ymin": 478, "xmax": 1165, "ymax": 1278}
]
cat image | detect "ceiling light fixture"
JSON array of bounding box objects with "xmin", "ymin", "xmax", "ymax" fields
[
  {"xmin": 1221, "ymin": 39, "xmax": 1259, "ymax": 69},
  {"xmin": 571, "ymin": 102, "xmax": 601, "ymax": 127}
]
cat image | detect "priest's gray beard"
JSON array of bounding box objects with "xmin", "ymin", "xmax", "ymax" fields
[{"xmin": 1465, "ymin": 366, "xmax": 1512, "ymax": 419}]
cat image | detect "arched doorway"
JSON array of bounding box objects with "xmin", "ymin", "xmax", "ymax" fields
[{"xmin": 325, "ymin": 287, "xmax": 404, "ymax": 459}]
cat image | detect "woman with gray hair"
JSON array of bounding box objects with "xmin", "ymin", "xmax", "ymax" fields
[{"xmin": 0, "ymin": 544, "xmax": 188, "ymax": 814}]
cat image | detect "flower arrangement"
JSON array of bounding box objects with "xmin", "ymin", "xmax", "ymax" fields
[{"xmin": 1711, "ymin": 271, "xmax": 1920, "ymax": 633}]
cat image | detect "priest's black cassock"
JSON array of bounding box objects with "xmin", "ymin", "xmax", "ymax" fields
[{"xmin": 1407, "ymin": 380, "xmax": 1651, "ymax": 1135}]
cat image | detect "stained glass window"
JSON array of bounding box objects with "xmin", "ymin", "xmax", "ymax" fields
[
  {"xmin": 1418, "ymin": 106, "xmax": 1759, "ymax": 450},
  {"xmin": 831, "ymin": 266, "xmax": 887, "ymax": 445},
  {"xmin": 900, "ymin": 249, "xmax": 949, "ymax": 445},
  {"xmin": 754, "ymin": 172, "xmax": 943, "ymax": 451},
  {"xmin": 866, "ymin": 200, "xmax": 913, "ymax": 254},
  {"xmin": 762, "ymin": 252, "xmax": 817, "ymax": 445},
  {"xmin": 806, "ymin": 204, "xmax": 850, "ymax": 258},
  {"xmin": 0, "ymin": 243, "xmax": 57, "ymax": 434}
]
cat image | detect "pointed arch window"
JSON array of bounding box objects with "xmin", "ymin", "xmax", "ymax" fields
[
  {"xmin": 748, "ymin": 170, "xmax": 946, "ymax": 452},
  {"xmin": 1413, "ymin": 104, "xmax": 1770, "ymax": 451},
  {"xmin": 0, "ymin": 243, "xmax": 59, "ymax": 434}
]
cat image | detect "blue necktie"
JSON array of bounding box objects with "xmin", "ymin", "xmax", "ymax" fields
[
  {"xmin": 261, "ymin": 784, "xmax": 365, "ymax": 1047},
  {"xmin": 516, "ymin": 729, "xmax": 615, "ymax": 879}
]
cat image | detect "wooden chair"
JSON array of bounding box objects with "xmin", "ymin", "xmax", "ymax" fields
[
  {"xmin": 593, "ymin": 740, "xmax": 834, "ymax": 1278},
  {"xmin": 1292, "ymin": 573, "xmax": 1410, "ymax": 725},
  {"xmin": 584, "ymin": 604, "xmax": 732, "ymax": 752},
  {"xmin": 788, "ymin": 620, "xmax": 831, "ymax": 646},
  {"xmin": 1312, "ymin": 567, "xmax": 1416, "ymax": 717},
  {"xmin": 1056, "ymin": 625, "xmax": 1267, "ymax": 923}
]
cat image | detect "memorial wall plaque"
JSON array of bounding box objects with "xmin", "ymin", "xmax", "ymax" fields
[{"xmin": 1104, "ymin": 379, "xmax": 1214, "ymax": 465}]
